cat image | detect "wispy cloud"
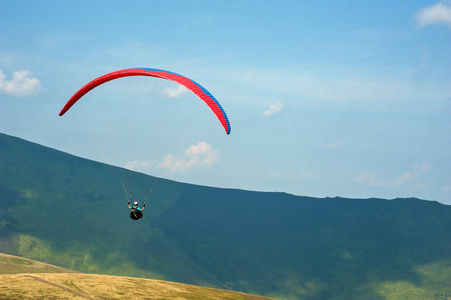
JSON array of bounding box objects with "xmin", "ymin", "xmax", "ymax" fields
[
  {"xmin": 412, "ymin": 161, "xmax": 432, "ymax": 173},
  {"xmin": 355, "ymin": 172, "xmax": 414, "ymax": 187},
  {"xmin": 262, "ymin": 101, "xmax": 284, "ymax": 116},
  {"xmin": 214, "ymin": 64, "xmax": 449, "ymax": 105},
  {"xmin": 327, "ymin": 140, "xmax": 349, "ymax": 149},
  {"xmin": 0, "ymin": 70, "xmax": 42, "ymax": 97},
  {"xmin": 160, "ymin": 141, "xmax": 220, "ymax": 172},
  {"xmin": 124, "ymin": 159, "xmax": 153, "ymax": 171},
  {"xmin": 355, "ymin": 162, "xmax": 432, "ymax": 189},
  {"xmin": 416, "ymin": 1, "xmax": 451, "ymax": 28},
  {"xmin": 162, "ymin": 84, "xmax": 188, "ymax": 98}
]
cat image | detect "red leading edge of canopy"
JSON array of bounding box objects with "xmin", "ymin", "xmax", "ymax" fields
[{"xmin": 59, "ymin": 68, "xmax": 231, "ymax": 135}]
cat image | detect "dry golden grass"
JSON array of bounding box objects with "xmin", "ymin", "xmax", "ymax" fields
[
  {"xmin": 0, "ymin": 254, "xmax": 274, "ymax": 300},
  {"xmin": 0, "ymin": 273, "xmax": 275, "ymax": 300}
]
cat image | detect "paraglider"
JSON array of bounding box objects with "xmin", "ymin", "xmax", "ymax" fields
[
  {"xmin": 125, "ymin": 187, "xmax": 151, "ymax": 221},
  {"xmin": 59, "ymin": 68, "xmax": 231, "ymax": 135},
  {"xmin": 59, "ymin": 68, "xmax": 231, "ymax": 220},
  {"xmin": 128, "ymin": 196, "xmax": 146, "ymax": 220}
]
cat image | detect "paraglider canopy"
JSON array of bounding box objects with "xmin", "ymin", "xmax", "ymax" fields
[{"xmin": 59, "ymin": 68, "xmax": 231, "ymax": 135}]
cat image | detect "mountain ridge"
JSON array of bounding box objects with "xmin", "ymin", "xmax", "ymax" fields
[{"xmin": 1, "ymin": 132, "xmax": 450, "ymax": 299}]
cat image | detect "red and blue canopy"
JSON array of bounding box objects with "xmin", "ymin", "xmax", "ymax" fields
[{"xmin": 59, "ymin": 68, "xmax": 231, "ymax": 135}]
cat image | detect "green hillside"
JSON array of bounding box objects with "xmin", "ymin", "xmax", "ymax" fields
[
  {"xmin": 1, "ymin": 132, "xmax": 450, "ymax": 299},
  {"xmin": 0, "ymin": 252, "xmax": 77, "ymax": 274}
]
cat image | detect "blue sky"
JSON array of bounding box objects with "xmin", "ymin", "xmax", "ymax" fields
[{"xmin": 1, "ymin": 0, "xmax": 450, "ymax": 204}]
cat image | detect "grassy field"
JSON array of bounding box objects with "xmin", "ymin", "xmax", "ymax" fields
[
  {"xmin": 0, "ymin": 253, "xmax": 77, "ymax": 274},
  {"xmin": 0, "ymin": 253, "xmax": 274, "ymax": 300}
]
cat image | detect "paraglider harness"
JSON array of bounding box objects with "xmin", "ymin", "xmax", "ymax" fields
[
  {"xmin": 129, "ymin": 204, "xmax": 144, "ymax": 220},
  {"xmin": 125, "ymin": 184, "xmax": 152, "ymax": 221}
]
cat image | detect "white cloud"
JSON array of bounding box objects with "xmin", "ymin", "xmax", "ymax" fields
[
  {"xmin": 124, "ymin": 159, "xmax": 152, "ymax": 171},
  {"xmin": 159, "ymin": 141, "xmax": 220, "ymax": 172},
  {"xmin": 355, "ymin": 172, "xmax": 414, "ymax": 187},
  {"xmin": 355, "ymin": 161, "xmax": 434, "ymax": 191},
  {"xmin": 162, "ymin": 84, "xmax": 188, "ymax": 98},
  {"xmin": 327, "ymin": 141, "xmax": 349, "ymax": 149},
  {"xmin": 416, "ymin": 1, "xmax": 451, "ymax": 28},
  {"xmin": 0, "ymin": 70, "xmax": 42, "ymax": 97},
  {"xmin": 396, "ymin": 172, "xmax": 414, "ymax": 186},
  {"xmin": 212, "ymin": 63, "xmax": 450, "ymax": 105},
  {"xmin": 262, "ymin": 101, "xmax": 284, "ymax": 116},
  {"xmin": 412, "ymin": 161, "xmax": 432, "ymax": 173},
  {"xmin": 442, "ymin": 185, "xmax": 451, "ymax": 193},
  {"xmin": 125, "ymin": 159, "xmax": 139, "ymax": 170}
]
